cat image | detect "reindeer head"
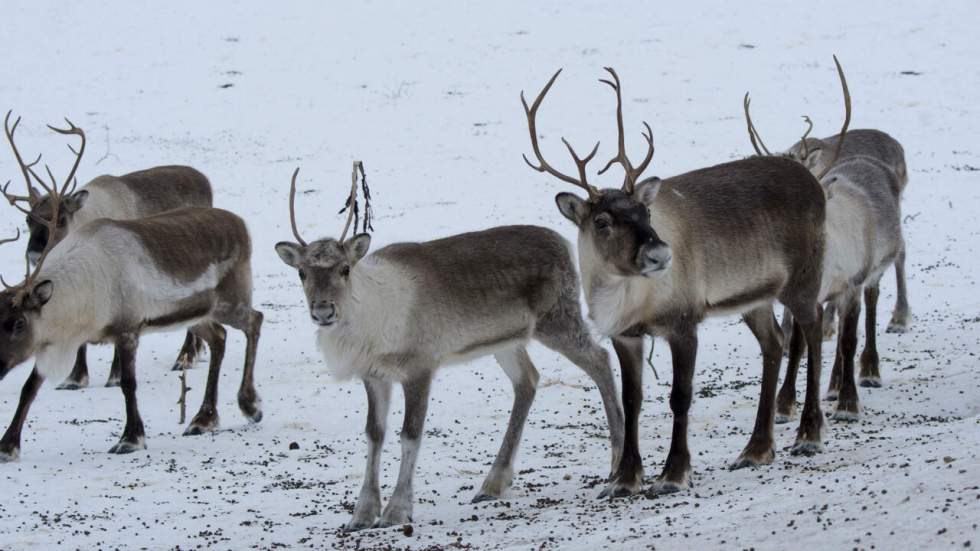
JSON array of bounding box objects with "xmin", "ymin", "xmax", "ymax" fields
[
  {"xmin": 275, "ymin": 163, "xmax": 372, "ymax": 328},
  {"xmin": 523, "ymin": 68, "xmax": 671, "ymax": 278},
  {"xmin": 0, "ymin": 269, "xmax": 53, "ymax": 379},
  {"xmin": 0, "ymin": 111, "xmax": 83, "ymax": 377},
  {"xmin": 743, "ymin": 56, "xmax": 851, "ymax": 181}
]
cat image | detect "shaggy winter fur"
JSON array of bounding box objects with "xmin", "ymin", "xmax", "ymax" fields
[
  {"xmin": 276, "ymin": 225, "xmax": 624, "ymax": 530},
  {"xmin": 0, "ymin": 207, "xmax": 263, "ymax": 461},
  {"xmin": 777, "ymin": 156, "xmax": 904, "ymax": 423}
]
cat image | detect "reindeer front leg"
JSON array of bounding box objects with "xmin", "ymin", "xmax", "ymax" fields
[
  {"xmin": 0, "ymin": 368, "xmax": 44, "ymax": 461},
  {"xmin": 650, "ymin": 325, "xmax": 697, "ymax": 495},
  {"xmin": 346, "ymin": 377, "xmax": 391, "ymax": 532},
  {"xmin": 108, "ymin": 333, "xmax": 146, "ymax": 454},
  {"xmin": 376, "ymin": 373, "xmax": 432, "ymax": 528}
]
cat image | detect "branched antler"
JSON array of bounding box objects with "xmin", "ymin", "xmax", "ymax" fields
[
  {"xmin": 521, "ymin": 69, "xmax": 601, "ymax": 200},
  {"xmin": 596, "ymin": 67, "xmax": 655, "ymax": 194},
  {"xmin": 2, "ymin": 113, "xmax": 87, "ymax": 297}
]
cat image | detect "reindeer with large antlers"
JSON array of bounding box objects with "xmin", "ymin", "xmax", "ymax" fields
[
  {"xmin": 523, "ymin": 67, "xmax": 829, "ymax": 497},
  {"xmin": 275, "ymin": 163, "xmax": 624, "ymax": 530},
  {"xmin": 0, "ymin": 113, "xmax": 262, "ymax": 461},
  {"xmin": 2, "ymin": 110, "xmax": 213, "ymax": 390},
  {"xmin": 744, "ymin": 59, "xmax": 905, "ymax": 420}
]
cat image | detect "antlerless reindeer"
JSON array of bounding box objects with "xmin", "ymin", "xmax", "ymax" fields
[
  {"xmin": 276, "ymin": 163, "xmax": 624, "ymax": 530},
  {"xmin": 0, "ymin": 114, "xmax": 263, "ymax": 461},
  {"xmin": 1, "ymin": 111, "xmax": 211, "ymax": 389}
]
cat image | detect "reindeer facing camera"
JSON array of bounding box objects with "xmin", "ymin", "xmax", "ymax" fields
[{"xmin": 276, "ymin": 163, "xmax": 624, "ymax": 530}]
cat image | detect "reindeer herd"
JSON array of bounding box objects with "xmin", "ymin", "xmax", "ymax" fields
[{"xmin": 0, "ymin": 57, "xmax": 911, "ymax": 531}]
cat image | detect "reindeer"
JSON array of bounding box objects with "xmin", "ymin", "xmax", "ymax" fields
[
  {"xmin": 755, "ymin": 97, "xmax": 911, "ymax": 337},
  {"xmin": 774, "ymin": 156, "xmax": 904, "ymax": 422},
  {"xmin": 275, "ymin": 163, "xmax": 624, "ymax": 530},
  {"xmin": 2, "ymin": 111, "xmax": 212, "ymax": 390},
  {"xmin": 0, "ymin": 114, "xmax": 262, "ymax": 461},
  {"xmin": 745, "ymin": 60, "xmax": 909, "ymax": 397},
  {"xmin": 521, "ymin": 67, "xmax": 843, "ymax": 497}
]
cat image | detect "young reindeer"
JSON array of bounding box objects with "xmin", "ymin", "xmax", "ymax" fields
[
  {"xmin": 2, "ymin": 110, "xmax": 212, "ymax": 390},
  {"xmin": 0, "ymin": 114, "xmax": 263, "ymax": 461},
  {"xmin": 522, "ymin": 67, "xmax": 835, "ymax": 497},
  {"xmin": 275, "ymin": 163, "xmax": 624, "ymax": 530}
]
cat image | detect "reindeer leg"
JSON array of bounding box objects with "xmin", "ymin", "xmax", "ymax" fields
[
  {"xmin": 471, "ymin": 347, "xmax": 539, "ymax": 503},
  {"xmin": 650, "ymin": 326, "xmax": 696, "ymax": 495},
  {"xmin": 860, "ymin": 284, "xmax": 883, "ymax": 387},
  {"xmin": 184, "ymin": 322, "xmax": 226, "ymax": 435},
  {"xmin": 105, "ymin": 344, "xmax": 122, "ymax": 387},
  {"xmin": 822, "ymin": 301, "xmax": 838, "ymax": 340},
  {"xmin": 776, "ymin": 321, "xmax": 804, "ymax": 424},
  {"xmin": 109, "ymin": 333, "xmax": 146, "ymax": 453},
  {"xmin": 535, "ymin": 317, "xmax": 624, "ymax": 481},
  {"xmin": 235, "ymin": 309, "xmax": 263, "ymax": 423},
  {"xmin": 0, "ymin": 368, "xmax": 44, "ymax": 461},
  {"xmin": 56, "ymin": 345, "xmax": 90, "ymax": 390},
  {"xmin": 826, "ymin": 307, "xmax": 845, "ymax": 401},
  {"xmin": 601, "ymin": 334, "xmax": 645, "ymax": 498},
  {"xmin": 376, "ymin": 373, "xmax": 432, "ymax": 528},
  {"xmin": 346, "ymin": 377, "xmax": 391, "ymax": 532},
  {"xmin": 790, "ymin": 305, "xmax": 824, "ymax": 455},
  {"xmin": 732, "ymin": 306, "xmax": 782, "ymax": 469},
  {"xmin": 832, "ymin": 290, "xmax": 862, "ymax": 421},
  {"xmin": 779, "ymin": 305, "xmax": 793, "ymax": 355},
  {"xmin": 887, "ymin": 241, "xmax": 910, "ymax": 333},
  {"xmin": 171, "ymin": 331, "xmax": 200, "ymax": 372}
]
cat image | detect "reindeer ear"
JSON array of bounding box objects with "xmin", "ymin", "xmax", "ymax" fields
[
  {"xmin": 64, "ymin": 190, "xmax": 89, "ymax": 214},
  {"xmin": 274, "ymin": 242, "xmax": 303, "ymax": 268},
  {"xmin": 803, "ymin": 146, "xmax": 823, "ymax": 169},
  {"xmin": 30, "ymin": 280, "xmax": 54, "ymax": 308},
  {"xmin": 555, "ymin": 193, "xmax": 588, "ymax": 225},
  {"xmin": 344, "ymin": 233, "xmax": 371, "ymax": 263},
  {"xmin": 634, "ymin": 177, "xmax": 662, "ymax": 205}
]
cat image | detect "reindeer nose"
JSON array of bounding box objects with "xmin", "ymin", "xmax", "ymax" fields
[
  {"xmin": 640, "ymin": 243, "xmax": 672, "ymax": 275},
  {"xmin": 310, "ymin": 301, "xmax": 337, "ymax": 326}
]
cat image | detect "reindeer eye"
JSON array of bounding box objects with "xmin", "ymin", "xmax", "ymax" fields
[
  {"xmin": 298, "ymin": 269, "xmax": 307, "ymax": 281},
  {"xmin": 4, "ymin": 317, "xmax": 25, "ymax": 335},
  {"xmin": 594, "ymin": 217, "xmax": 610, "ymax": 231},
  {"xmin": 341, "ymin": 265, "xmax": 351, "ymax": 278}
]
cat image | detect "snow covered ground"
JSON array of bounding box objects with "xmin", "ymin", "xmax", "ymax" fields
[{"xmin": 1, "ymin": 0, "xmax": 978, "ymax": 549}]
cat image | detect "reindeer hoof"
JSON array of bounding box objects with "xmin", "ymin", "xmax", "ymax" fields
[
  {"xmin": 730, "ymin": 448, "xmax": 774, "ymax": 470},
  {"xmin": 470, "ymin": 493, "xmax": 498, "ymax": 504},
  {"xmin": 886, "ymin": 317, "xmax": 909, "ymax": 333},
  {"xmin": 775, "ymin": 407, "xmax": 796, "ymax": 425},
  {"xmin": 647, "ymin": 478, "xmax": 689, "ymax": 497},
  {"xmin": 183, "ymin": 412, "xmax": 219, "ymax": 436},
  {"xmin": 832, "ymin": 400, "xmax": 860, "ymax": 422},
  {"xmin": 790, "ymin": 439, "xmax": 823, "ymax": 456},
  {"xmin": 108, "ymin": 437, "xmax": 146, "ymax": 454},
  {"xmin": 56, "ymin": 381, "xmax": 86, "ymax": 391},
  {"xmin": 825, "ymin": 389, "xmax": 839, "ymax": 401},
  {"xmin": 859, "ymin": 376, "xmax": 882, "ymax": 388},
  {"xmin": 375, "ymin": 509, "xmax": 412, "ymax": 529},
  {"xmin": 104, "ymin": 377, "xmax": 121, "ymax": 388},
  {"xmin": 344, "ymin": 520, "xmax": 375, "ymax": 532},
  {"xmin": 0, "ymin": 445, "xmax": 20, "ymax": 462}
]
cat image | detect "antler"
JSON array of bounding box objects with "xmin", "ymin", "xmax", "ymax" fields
[
  {"xmin": 338, "ymin": 162, "xmax": 361, "ymax": 241},
  {"xmin": 0, "ymin": 229, "xmax": 20, "ymax": 290},
  {"xmin": 800, "ymin": 115, "xmax": 814, "ymax": 159},
  {"xmin": 742, "ymin": 93, "xmax": 772, "ymax": 156},
  {"xmin": 45, "ymin": 118, "xmax": 86, "ymax": 196},
  {"xmin": 815, "ymin": 55, "xmax": 851, "ymax": 180},
  {"xmin": 521, "ymin": 69, "xmax": 601, "ymax": 200},
  {"xmin": 1, "ymin": 114, "xmax": 82, "ymax": 296},
  {"xmin": 4, "ymin": 110, "xmax": 43, "ymax": 212},
  {"xmin": 596, "ymin": 67, "xmax": 655, "ymax": 195},
  {"xmin": 287, "ymin": 167, "xmax": 308, "ymax": 247}
]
